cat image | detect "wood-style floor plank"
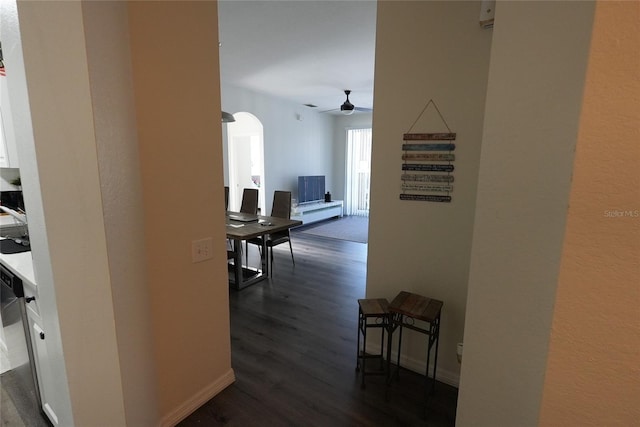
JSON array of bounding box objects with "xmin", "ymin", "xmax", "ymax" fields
[{"xmin": 179, "ymin": 231, "xmax": 458, "ymax": 427}]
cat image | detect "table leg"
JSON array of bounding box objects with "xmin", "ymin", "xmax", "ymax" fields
[
  {"xmin": 233, "ymin": 238, "xmax": 243, "ymax": 288},
  {"xmin": 263, "ymin": 238, "xmax": 269, "ymax": 277}
]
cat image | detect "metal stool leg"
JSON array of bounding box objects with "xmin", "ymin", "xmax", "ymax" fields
[
  {"xmin": 356, "ymin": 299, "xmax": 389, "ymax": 390},
  {"xmin": 379, "ymin": 324, "xmax": 385, "ymax": 370},
  {"xmin": 361, "ymin": 314, "xmax": 368, "ymax": 389},
  {"xmin": 396, "ymin": 321, "xmax": 403, "ymax": 380},
  {"xmin": 431, "ymin": 316, "xmax": 440, "ymax": 392},
  {"xmin": 356, "ymin": 308, "xmax": 362, "ymax": 372}
]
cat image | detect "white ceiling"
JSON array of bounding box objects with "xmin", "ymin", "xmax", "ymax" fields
[{"xmin": 218, "ymin": 0, "xmax": 378, "ymax": 114}]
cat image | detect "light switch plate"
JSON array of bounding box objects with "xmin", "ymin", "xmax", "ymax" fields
[{"xmin": 192, "ymin": 238, "xmax": 213, "ymax": 263}]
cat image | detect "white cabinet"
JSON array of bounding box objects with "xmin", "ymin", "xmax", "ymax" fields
[
  {"xmin": 0, "ymin": 75, "xmax": 19, "ymax": 168},
  {"xmin": 25, "ymin": 297, "xmax": 59, "ymax": 425},
  {"xmin": 291, "ymin": 200, "xmax": 344, "ymax": 225},
  {"xmin": 0, "ymin": 106, "xmax": 9, "ymax": 167}
]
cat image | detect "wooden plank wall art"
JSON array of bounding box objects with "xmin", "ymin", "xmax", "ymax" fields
[{"xmin": 400, "ymin": 99, "xmax": 456, "ymax": 203}]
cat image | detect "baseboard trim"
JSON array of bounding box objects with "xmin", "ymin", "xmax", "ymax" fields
[
  {"xmin": 395, "ymin": 351, "xmax": 460, "ymax": 387},
  {"xmin": 159, "ymin": 368, "xmax": 236, "ymax": 427},
  {"xmin": 366, "ymin": 344, "xmax": 460, "ymax": 388}
]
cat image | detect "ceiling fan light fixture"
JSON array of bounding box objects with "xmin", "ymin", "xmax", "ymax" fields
[
  {"xmin": 221, "ymin": 111, "xmax": 235, "ymax": 123},
  {"xmin": 340, "ymin": 89, "xmax": 356, "ymax": 115}
]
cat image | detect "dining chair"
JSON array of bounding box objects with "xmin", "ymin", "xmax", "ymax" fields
[
  {"xmin": 240, "ymin": 188, "xmax": 258, "ymax": 214},
  {"xmin": 247, "ymin": 190, "xmax": 294, "ymax": 275},
  {"xmin": 240, "ymin": 188, "xmax": 259, "ymax": 264},
  {"xmin": 225, "ymin": 186, "xmax": 234, "ymax": 251}
]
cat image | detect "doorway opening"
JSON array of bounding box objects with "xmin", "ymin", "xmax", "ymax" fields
[
  {"xmin": 345, "ymin": 128, "xmax": 372, "ymax": 217},
  {"xmin": 226, "ymin": 112, "xmax": 266, "ymax": 214}
]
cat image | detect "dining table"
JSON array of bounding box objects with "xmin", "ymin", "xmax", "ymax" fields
[{"xmin": 225, "ymin": 211, "xmax": 302, "ymax": 290}]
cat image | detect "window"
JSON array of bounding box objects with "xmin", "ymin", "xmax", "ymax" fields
[{"xmin": 345, "ymin": 128, "xmax": 372, "ymax": 217}]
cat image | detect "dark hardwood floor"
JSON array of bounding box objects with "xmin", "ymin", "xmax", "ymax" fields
[{"xmin": 179, "ymin": 231, "xmax": 458, "ymax": 427}]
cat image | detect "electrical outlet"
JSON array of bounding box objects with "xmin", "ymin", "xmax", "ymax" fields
[{"xmin": 192, "ymin": 237, "xmax": 213, "ymax": 263}]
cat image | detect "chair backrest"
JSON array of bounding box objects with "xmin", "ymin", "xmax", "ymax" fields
[
  {"xmin": 271, "ymin": 191, "xmax": 291, "ymax": 219},
  {"xmin": 224, "ymin": 186, "xmax": 229, "ymax": 210},
  {"xmin": 240, "ymin": 188, "xmax": 259, "ymax": 214}
]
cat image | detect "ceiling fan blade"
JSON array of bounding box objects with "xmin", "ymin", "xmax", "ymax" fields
[
  {"xmin": 319, "ymin": 107, "xmax": 372, "ymax": 114},
  {"xmin": 318, "ymin": 90, "xmax": 372, "ymax": 114}
]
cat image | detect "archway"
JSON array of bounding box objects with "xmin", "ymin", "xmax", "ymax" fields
[{"xmin": 226, "ymin": 112, "xmax": 266, "ymax": 214}]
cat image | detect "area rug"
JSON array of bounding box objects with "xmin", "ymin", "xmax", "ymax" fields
[{"xmin": 296, "ymin": 216, "xmax": 369, "ymax": 243}]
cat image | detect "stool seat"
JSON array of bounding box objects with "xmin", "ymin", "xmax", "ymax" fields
[
  {"xmin": 358, "ymin": 298, "xmax": 389, "ymax": 317},
  {"xmin": 388, "ymin": 291, "xmax": 442, "ymax": 323},
  {"xmin": 356, "ymin": 298, "xmax": 390, "ymax": 389}
]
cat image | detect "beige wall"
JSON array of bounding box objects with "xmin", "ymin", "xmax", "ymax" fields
[
  {"xmin": 11, "ymin": 1, "xmax": 233, "ymax": 425},
  {"xmin": 82, "ymin": 2, "xmax": 159, "ymax": 425},
  {"xmin": 539, "ymin": 2, "xmax": 640, "ymax": 425},
  {"xmin": 12, "ymin": 2, "xmax": 125, "ymax": 424},
  {"xmin": 127, "ymin": 2, "xmax": 233, "ymax": 425},
  {"xmin": 368, "ymin": 1, "xmax": 492, "ymax": 384},
  {"xmin": 12, "ymin": 1, "xmax": 637, "ymax": 425},
  {"xmin": 456, "ymin": 2, "xmax": 595, "ymax": 425}
]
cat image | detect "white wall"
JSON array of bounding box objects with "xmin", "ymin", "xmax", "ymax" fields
[
  {"xmin": 457, "ymin": 2, "xmax": 595, "ymax": 426},
  {"xmin": 0, "ymin": 167, "xmax": 20, "ymax": 190},
  {"xmin": 221, "ymin": 84, "xmax": 335, "ymax": 205},
  {"xmin": 0, "ymin": 68, "xmax": 19, "ymax": 169},
  {"xmin": 368, "ymin": 1, "xmax": 493, "ymax": 386}
]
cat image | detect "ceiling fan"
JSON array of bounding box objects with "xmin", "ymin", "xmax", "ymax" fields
[{"xmin": 322, "ymin": 90, "xmax": 373, "ymax": 115}]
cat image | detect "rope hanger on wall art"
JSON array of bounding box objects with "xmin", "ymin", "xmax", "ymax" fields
[{"xmin": 400, "ymin": 99, "xmax": 456, "ymax": 203}]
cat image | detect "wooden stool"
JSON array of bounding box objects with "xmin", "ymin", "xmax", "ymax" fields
[
  {"xmin": 356, "ymin": 298, "xmax": 390, "ymax": 389},
  {"xmin": 386, "ymin": 291, "xmax": 443, "ymax": 417}
]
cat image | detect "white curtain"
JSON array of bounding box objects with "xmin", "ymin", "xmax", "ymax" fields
[{"xmin": 345, "ymin": 128, "xmax": 372, "ymax": 217}]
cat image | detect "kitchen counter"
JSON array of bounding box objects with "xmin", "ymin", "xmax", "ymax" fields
[
  {"xmin": 0, "ymin": 238, "xmax": 35, "ymax": 286},
  {"xmin": 1, "ymin": 214, "xmax": 17, "ymax": 226},
  {"xmin": 0, "ymin": 214, "xmax": 27, "ymax": 238}
]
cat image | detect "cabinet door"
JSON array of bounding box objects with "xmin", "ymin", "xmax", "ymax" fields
[
  {"xmin": 0, "ymin": 107, "xmax": 8, "ymax": 167},
  {"xmin": 0, "ymin": 75, "xmax": 19, "ymax": 168},
  {"xmin": 26, "ymin": 308, "xmax": 59, "ymax": 425}
]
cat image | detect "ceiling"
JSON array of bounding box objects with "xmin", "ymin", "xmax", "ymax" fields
[{"xmin": 217, "ymin": 0, "xmax": 378, "ymax": 114}]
